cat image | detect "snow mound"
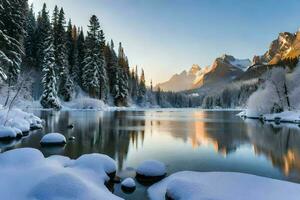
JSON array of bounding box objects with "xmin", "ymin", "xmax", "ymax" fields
[
  {"xmin": 0, "ymin": 126, "xmax": 17, "ymax": 139},
  {"xmin": 148, "ymin": 171, "xmax": 300, "ymax": 200},
  {"xmin": 40, "ymin": 133, "xmax": 66, "ymax": 146},
  {"xmin": 64, "ymin": 97, "xmax": 109, "ymax": 110},
  {"xmin": 137, "ymin": 160, "xmax": 166, "ymax": 177},
  {"xmin": 71, "ymin": 153, "xmax": 117, "ymax": 177},
  {"xmin": 121, "ymin": 178, "xmax": 136, "ymax": 188},
  {"xmin": 0, "ymin": 148, "xmax": 122, "ymax": 200},
  {"xmin": 7, "ymin": 118, "xmax": 30, "ymax": 133},
  {"xmin": 0, "ymin": 107, "xmax": 43, "ymax": 137}
]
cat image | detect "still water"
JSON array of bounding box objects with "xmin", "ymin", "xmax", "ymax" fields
[{"xmin": 1, "ymin": 109, "xmax": 300, "ymax": 199}]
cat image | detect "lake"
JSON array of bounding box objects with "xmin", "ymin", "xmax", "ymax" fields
[{"xmin": 1, "ymin": 109, "xmax": 300, "ymax": 199}]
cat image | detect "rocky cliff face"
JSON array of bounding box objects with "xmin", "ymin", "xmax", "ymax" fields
[{"xmin": 253, "ymin": 31, "xmax": 300, "ymax": 65}]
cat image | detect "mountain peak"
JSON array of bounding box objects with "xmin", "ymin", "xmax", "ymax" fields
[{"xmin": 189, "ymin": 64, "xmax": 201, "ymax": 75}]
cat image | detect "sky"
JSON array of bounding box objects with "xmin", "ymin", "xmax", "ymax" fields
[{"xmin": 29, "ymin": 0, "xmax": 300, "ymax": 85}]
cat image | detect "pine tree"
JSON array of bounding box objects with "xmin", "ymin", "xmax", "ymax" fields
[
  {"xmin": 0, "ymin": 0, "xmax": 27, "ymax": 83},
  {"xmin": 76, "ymin": 28, "xmax": 85, "ymax": 86},
  {"xmin": 82, "ymin": 15, "xmax": 108, "ymax": 99},
  {"xmin": 40, "ymin": 34, "xmax": 61, "ymax": 109},
  {"xmin": 70, "ymin": 25, "xmax": 80, "ymax": 83},
  {"xmin": 66, "ymin": 19, "xmax": 75, "ymax": 74},
  {"xmin": 36, "ymin": 3, "xmax": 51, "ymax": 70},
  {"xmin": 54, "ymin": 8, "xmax": 73, "ymax": 101},
  {"xmin": 109, "ymin": 40, "xmax": 129, "ymax": 106},
  {"xmin": 24, "ymin": 3, "xmax": 37, "ymax": 67},
  {"xmin": 98, "ymin": 29, "xmax": 109, "ymax": 100},
  {"xmin": 137, "ymin": 68, "xmax": 146, "ymax": 104}
]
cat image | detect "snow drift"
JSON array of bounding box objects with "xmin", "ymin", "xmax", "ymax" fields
[
  {"xmin": 0, "ymin": 148, "xmax": 121, "ymax": 200},
  {"xmin": 148, "ymin": 171, "xmax": 300, "ymax": 200}
]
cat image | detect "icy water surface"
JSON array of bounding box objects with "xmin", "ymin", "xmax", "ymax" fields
[{"xmin": 2, "ymin": 109, "xmax": 300, "ymax": 199}]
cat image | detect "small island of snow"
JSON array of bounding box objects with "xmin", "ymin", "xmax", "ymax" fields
[{"xmin": 40, "ymin": 133, "xmax": 66, "ymax": 146}]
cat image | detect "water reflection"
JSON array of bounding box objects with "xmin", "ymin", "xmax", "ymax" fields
[{"xmin": 3, "ymin": 110, "xmax": 300, "ymax": 184}]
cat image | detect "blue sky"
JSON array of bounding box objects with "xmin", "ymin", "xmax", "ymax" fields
[{"xmin": 30, "ymin": 0, "xmax": 300, "ymax": 84}]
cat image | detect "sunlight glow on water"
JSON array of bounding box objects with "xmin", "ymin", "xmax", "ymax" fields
[{"xmin": 2, "ymin": 109, "xmax": 300, "ymax": 199}]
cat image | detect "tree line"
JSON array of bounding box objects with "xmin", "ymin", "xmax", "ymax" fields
[
  {"xmin": 0, "ymin": 0, "xmax": 202, "ymax": 109},
  {"xmin": 0, "ymin": 0, "xmax": 147, "ymax": 109}
]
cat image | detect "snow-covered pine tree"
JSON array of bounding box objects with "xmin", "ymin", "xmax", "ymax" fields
[
  {"xmin": 55, "ymin": 8, "xmax": 73, "ymax": 101},
  {"xmin": 24, "ymin": 3, "xmax": 37, "ymax": 67},
  {"xmin": 82, "ymin": 15, "xmax": 108, "ymax": 99},
  {"xmin": 39, "ymin": 11, "xmax": 61, "ymax": 109},
  {"xmin": 0, "ymin": 0, "xmax": 27, "ymax": 83},
  {"xmin": 98, "ymin": 29, "xmax": 109, "ymax": 100},
  {"xmin": 36, "ymin": 3, "xmax": 52, "ymax": 71},
  {"xmin": 40, "ymin": 35, "xmax": 61, "ymax": 109},
  {"xmin": 137, "ymin": 68, "xmax": 146, "ymax": 104},
  {"xmin": 109, "ymin": 40, "xmax": 129, "ymax": 106}
]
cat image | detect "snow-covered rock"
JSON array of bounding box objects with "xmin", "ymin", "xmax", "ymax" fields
[
  {"xmin": 148, "ymin": 171, "xmax": 300, "ymax": 200},
  {"xmin": 0, "ymin": 107, "xmax": 43, "ymax": 136},
  {"xmin": 7, "ymin": 118, "xmax": 30, "ymax": 133},
  {"xmin": 0, "ymin": 126, "xmax": 17, "ymax": 140},
  {"xmin": 0, "ymin": 148, "xmax": 122, "ymax": 200},
  {"xmin": 12, "ymin": 127, "xmax": 23, "ymax": 138},
  {"xmin": 121, "ymin": 178, "xmax": 136, "ymax": 192},
  {"xmin": 136, "ymin": 160, "xmax": 166, "ymax": 183},
  {"xmin": 40, "ymin": 133, "xmax": 66, "ymax": 146},
  {"xmin": 70, "ymin": 153, "xmax": 117, "ymax": 178}
]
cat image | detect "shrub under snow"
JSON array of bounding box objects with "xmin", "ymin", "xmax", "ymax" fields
[{"xmin": 64, "ymin": 97, "xmax": 108, "ymax": 110}]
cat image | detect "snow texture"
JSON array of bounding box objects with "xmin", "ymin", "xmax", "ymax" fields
[
  {"xmin": 137, "ymin": 160, "xmax": 166, "ymax": 177},
  {"xmin": 0, "ymin": 126, "xmax": 17, "ymax": 139},
  {"xmin": 121, "ymin": 178, "xmax": 136, "ymax": 188},
  {"xmin": 40, "ymin": 133, "xmax": 66, "ymax": 144},
  {"xmin": 148, "ymin": 171, "xmax": 300, "ymax": 200},
  {"xmin": 0, "ymin": 148, "xmax": 122, "ymax": 200},
  {"xmin": 64, "ymin": 97, "xmax": 109, "ymax": 110},
  {"xmin": 0, "ymin": 107, "xmax": 43, "ymax": 139}
]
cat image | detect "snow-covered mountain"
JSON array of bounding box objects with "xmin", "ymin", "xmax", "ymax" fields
[
  {"xmin": 253, "ymin": 31, "xmax": 300, "ymax": 65},
  {"xmin": 155, "ymin": 64, "xmax": 201, "ymax": 92},
  {"xmin": 156, "ymin": 55, "xmax": 251, "ymax": 92},
  {"xmin": 192, "ymin": 55, "xmax": 251, "ymax": 89}
]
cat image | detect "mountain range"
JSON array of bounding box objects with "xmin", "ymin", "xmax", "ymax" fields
[{"xmin": 156, "ymin": 30, "xmax": 300, "ymax": 92}]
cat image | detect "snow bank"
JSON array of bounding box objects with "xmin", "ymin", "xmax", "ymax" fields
[
  {"xmin": 0, "ymin": 148, "xmax": 122, "ymax": 200},
  {"xmin": 137, "ymin": 160, "xmax": 166, "ymax": 177},
  {"xmin": 63, "ymin": 97, "xmax": 109, "ymax": 110},
  {"xmin": 0, "ymin": 107, "xmax": 43, "ymax": 140},
  {"xmin": 239, "ymin": 110, "xmax": 300, "ymax": 124},
  {"xmin": 40, "ymin": 133, "xmax": 67, "ymax": 146},
  {"xmin": 148, "ymin": 171, "xmax": 300, "ymax": 200}
]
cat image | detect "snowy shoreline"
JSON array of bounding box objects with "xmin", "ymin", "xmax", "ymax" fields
[
  {"xmin": 1, "ymin": 148, "xmax": 300, "ymax": 200},
  {"xmin": 238, "ymin": 110, "xmax": 300, "ymax": 124}
]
